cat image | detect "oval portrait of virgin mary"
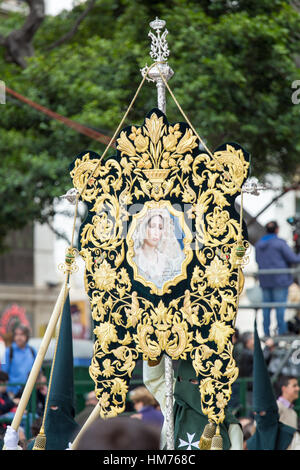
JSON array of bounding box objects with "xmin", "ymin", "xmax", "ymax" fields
[{"xmin": 126, "ymin": 202, "xmax": 193, "ymax": 295}]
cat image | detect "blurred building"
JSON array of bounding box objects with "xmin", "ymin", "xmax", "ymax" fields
[
  {"xmin": 0, "ymin": 213, "xmax": 90, "ymax": 340},
  {"xmin": 236, "ymin": 174, "xmax": 300, "ymax": 336},
  {"xmin": 0, "ymin": 222, "xmax": 58, "ymax": 337}
]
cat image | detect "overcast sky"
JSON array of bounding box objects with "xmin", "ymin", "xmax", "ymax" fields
[{"xmin": 46, "ymin": 0, "xmax": 74, "ymax": 15}]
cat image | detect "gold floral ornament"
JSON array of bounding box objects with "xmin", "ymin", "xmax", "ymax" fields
[
  {"xmin": 94, "ymin": 260, "xmax": 116, "ymax": 291},
  {"xmin": 69, "ymin": 108, "xmax": 250, "ymax": 428}
]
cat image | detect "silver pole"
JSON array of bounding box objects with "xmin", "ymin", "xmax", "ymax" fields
[
  {"xmin": 163, "ymin": 355, "xmax": 175, "ymax": 450},
  {"xmin": 141, "ymin": 17, "xmax": 175, "ymax": 450},
  {"xmin": 141, "ymin": 17, "xmax": 174, "ymax": 112}
]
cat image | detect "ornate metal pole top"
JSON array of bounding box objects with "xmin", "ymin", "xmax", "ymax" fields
[
  {"xmin": 60, "ymin": 187, "xmax": 79, "ymax": 204},
  {"xmin": 141, "ymin": 17, "xmax": 174, "ymax": 86},
  {"xmin": 242, "ymin": 177, "xmax": 277, "ymax": 195},
  {"xmin": 149, "ymin": 17, "xmax": 170, "ymax": 63}
]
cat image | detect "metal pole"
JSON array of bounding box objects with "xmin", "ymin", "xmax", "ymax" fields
[
  {"xmin": 141, "ymin": 17, "xmax": 175, "ymax": 450},
  {"xmin": 141, "ymin": 17, "xmax": 174, "ymax": 112}
]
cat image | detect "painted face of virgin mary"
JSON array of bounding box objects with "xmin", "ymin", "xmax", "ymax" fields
[{"xmin": 143, "ymin": 215, "xmax": 164, "ymax": 249}]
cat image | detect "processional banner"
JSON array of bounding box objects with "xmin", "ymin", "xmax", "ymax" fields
[{"xmin": 70, "ymin": 108, "xmax": 250, "ymax": 427}]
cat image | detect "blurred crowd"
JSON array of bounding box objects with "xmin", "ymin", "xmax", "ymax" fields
[
  {"xmin": 0, "ymin": 324, "xmax": 47, "ymax": 448},
  {"xmin": 0, "ymin": 320, "xmax": 165, "ymax": 449},
  {"xmin": 0, "ymin": 320, "xmax": 300, "ymax": 450},
  {"xmin": 229, "ymin": 327, "xmax": 300, "ymax": 448},
  {"xmin": 0, "ymin": 218, "xmax": 300, "ymax": 450}
]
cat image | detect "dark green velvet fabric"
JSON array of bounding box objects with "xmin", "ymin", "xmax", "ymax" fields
[
  {"xmin": 173, "ymin": 359, "xmax": 240, "ymax": 450},
  {"xmin": 69, "ymin": 108, "xmax": 250, "ymax": 420}
]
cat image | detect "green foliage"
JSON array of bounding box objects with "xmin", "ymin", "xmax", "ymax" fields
[{"xmin": 0, "ymin": 0, "xmax": 300, "ymax": 250}]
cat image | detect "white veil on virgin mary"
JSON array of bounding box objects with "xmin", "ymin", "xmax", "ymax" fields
[{"xmin": 131, "ymin": 208, "xmax": 185, "ymax": 289}]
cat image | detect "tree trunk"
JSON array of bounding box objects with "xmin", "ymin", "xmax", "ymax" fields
[{"xmin": 0, "ymin": 0, "xmax": 45, "ymax": 68}]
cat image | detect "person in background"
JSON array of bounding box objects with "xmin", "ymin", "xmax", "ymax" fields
[
  {"xmin": 233, "ymin": 332, "xmax": 255, "ymax": 417},
  {"xmin": 255, "ymin": 220, "xmax": 300, "ymax": 337},
  {"xmin": 228, "ymin": 329, "xmax": 243, "ymax": 413},
  {"xmin": 0, "ymin": 336, "xmax": 5, "ymax": 366},
  {"xmin": 0, "ymin": 371, "xmax": 17, "ymax": 415},
  {"xmin": 4, "ymin": 415, "xmax": 161, "ymax": 451},
  {"xmin": 75, "ymin": 391, "xmax": 99, "ymax": 429},
  {"xmin": 262, "ymin": 337, "xmax": 276, "ymax": 368},
  {"xmin": 238, "ymin": 416, "xmax": 255, "ymax": 449},
  {"xmin": 246, "ymin": 321, "xmax": 300, "ymax": 450},
  {"xmin": 1, "ymin": 325, "xmax": 36, "ymax": 397},
  {"xmin": 30, "ymin": 416, "xmax": 43, "ymax": 439},
  {"xmin": 0, "ymin": 371, "xmax": 18, "ymax": 439},
  {"xmin": 287, "ymin": 282, "xmax": 300, "ymax": 334},
  {"xmin": 129, "ymin": 385, "xmax": 164, "ymax": 430},
  {"xmin": 238, "ymin": 332, "xmax": 254, "ymax": 379},
  {"xmin": 75, "ymin": 416, "xmax": 160, "ymax": 450},
  {"xmin": 276, "ymin": 375, "xmax": 300, "ymax": 430},
  {"xmin": 34, "ymin": 369, "xmax": 48, "ymax": 418}
]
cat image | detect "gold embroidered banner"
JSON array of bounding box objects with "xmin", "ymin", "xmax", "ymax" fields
[{"xmin": 70, "ymin": 108, "xmax": 250, "ymax": 425}]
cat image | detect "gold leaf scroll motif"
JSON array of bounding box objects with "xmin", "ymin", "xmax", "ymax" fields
[{"xmin": 70, "ymin": 109, "xmax": 249, "ymax": 427}]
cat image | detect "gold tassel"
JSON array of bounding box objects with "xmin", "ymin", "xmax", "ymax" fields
[
  {"xmin": 32, "ymin": 427, "xmax": 46, "ymax": 450},
  {"xmin": 199, "ymin": 421, "xmax": 216, "ymax": 450},
  {"xmin": 210, "ymin": 425, "xmax": 223, "ymax": 450}
]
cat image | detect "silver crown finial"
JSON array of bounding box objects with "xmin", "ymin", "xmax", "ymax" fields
[
  {"xmin": 60, "ymin": 188, "xmax": 79, "ymax": 204},
  {"xmin": 150, "ymin": 17, "xmax": 166, "ymax": 32},
  {"xmin": 148, "ymin": 17, "xmax": 170, "ymax": 63},
  {"xmin": 140, "ymin": 17, "xmax": 174, "ymax": 112},
  {"xmin": 242, "ymin": 177, "xmax": 277, "ymax": 195}
]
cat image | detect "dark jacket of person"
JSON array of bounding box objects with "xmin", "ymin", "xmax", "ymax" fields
[{"xmin": 255, "ymin": 234, "xmax": 300, "ymax": 288}]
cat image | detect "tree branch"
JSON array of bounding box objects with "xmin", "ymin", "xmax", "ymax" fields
[
  {"xmin": 45, "ymin": 0, "xmax": 97, "ymax": 52},
  {"xmin": 2, "ymin": 0, "xmax": 45, "ymax": 68},
  {"xmin": 291, "ymin": 0, "xmax": 300, "ymax": 12}
]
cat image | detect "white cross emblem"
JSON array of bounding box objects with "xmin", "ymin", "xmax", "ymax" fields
[{"xmin": 178, "ymin": 432, "xmax": 200, "ymax": 450}]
